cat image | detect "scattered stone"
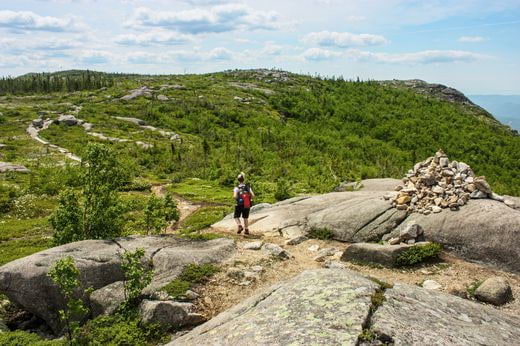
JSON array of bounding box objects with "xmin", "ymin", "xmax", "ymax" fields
[
  {"xmin": 422, "ymin": 279, "xmax": 442, "ymax": 290},
  {"xmin": 57, "ymin": 114, "xmax": 78, "ymax": 126},
  {"xmin": 121, "ymin": 86, "xmax": 153, "ymax": 101},
  {"xmin": 470, "ymin": 190, "xmax": 488, "ymax": 199},
  {"xmin": 82, "ymin": 122, "xmax": 93, "ymax": 131},
  {"xmin": 335, "ymin": 181, "xmax": 363, "ymax": 192},
  {"xmin": 226, "ymin": 267, "xmax": 245, "ymax": 281},
  {"xmin": 151, "ymin": 290, "xmax": 171, "ymax": 301},
  {"xmin": 313, "ymin": 248, "xmax": 336, "ymax": 262},
  {"xmin": 308, "ymin": 244, "xmax": 320, "ymax": 252},
  {"xmin": 0, "ymin": 162, "xmax": 30, "ymax": 173},
  {"xmin": 388, "ymin": 237, "xmax": 400, "ymax": 245},
  {"xmin": 285, "ymin": 235, "xmax": 307, "ymax": 246},
  {"xmin": 243, "ymin": 241, "xmax": 263, "ymax": 250},
  {"xmin": 185, "ymin": 290, "xmax": 199, "ymax": 300},
  {"xmin": 139, "ymin": 300, "xmax": 202, "ymax": 329},
  {"xmin": 341, "ymin": 242, "xmax": 433, "ymax": 267},
  {"xmin": 250, "ymin": 265, "xmax": 264, "ymax": 273},
  {"xmin": 399, "ymin": 223, "xmax": 423, "ymax": 241},
  {"xmin": 157, "ymin": 94, "xmax": 169, "ymax": 101},
  {"xmin": 262, "ymin": 243, "xmax": 291, "ymax": 260},
  {"xmin": 323, "ymin": 260, "xmax": 347, "ymax": 269},
  {"xmin": 474, "ymin": 177, "xmax": 492, "ymax": 194},
  {"xmin": 114, "ymin": 116, "xmax": 146, "ymax": 126},
  {"xmin": 32, "ymin": 119, "xmax": 44, "ymax": 128},
  {"xmin": 474, "ymin": 277, "xmax": 513, "ymax": 306},
  {"xmin": 431, "ymin": 206, "xmax": 442, "ymax": 213}
]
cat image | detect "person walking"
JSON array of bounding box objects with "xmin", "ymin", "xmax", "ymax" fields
[{"xmin": 233, "ymin": 172, "xmax": 255, "ymax": 235}]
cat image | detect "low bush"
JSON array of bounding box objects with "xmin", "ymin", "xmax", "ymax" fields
[
  {"xmin": 0, "ymin": 330, "xmax": 64, "ymax": 346},
  {"xmin": 307, "ymin": 227, "xmax": 334, "ymax": 240},
  {"xmin": 274, "ymin": 178, "xmax": 292, "ymax": 201},
  {"xmin": 395, "ymin": 243, "xmax": 442, "ymax": 267},
  {"xmin": 181, "ymin": 206, "xmax": 231, "ymax": 233}
]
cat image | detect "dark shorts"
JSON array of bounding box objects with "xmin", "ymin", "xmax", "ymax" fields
[{"xmin": 234, "ymin": 205, "xmax": 250, "ymax": 219}]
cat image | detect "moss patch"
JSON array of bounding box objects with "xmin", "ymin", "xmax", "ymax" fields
[
  {"xmin": 466, "ymin": 280, "xmax": 483, "ymax": 298},
  {"xmin": 161, "ymin": 263, "xmax": 219, "ymax": 300}
]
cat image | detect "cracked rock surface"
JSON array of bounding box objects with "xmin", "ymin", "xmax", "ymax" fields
[
  {"xmin": 0, "ymin": 236, "xmax": 235, "ymax": 333},
  {"xmin": 169, "ymin": 269, "xmax": 378, "ymax": 346},
  {"xmin": 370, "ymin": 282, "xmax": 520, "ymax": 345}
]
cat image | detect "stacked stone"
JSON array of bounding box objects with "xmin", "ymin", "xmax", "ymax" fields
[{"xmin": 391, "ymin": 150, "xmax": 505, "ymax": 214}]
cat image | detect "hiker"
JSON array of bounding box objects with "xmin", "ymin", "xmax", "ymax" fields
[{"xmin": 233, "ymin": 172, "xmax": 255, "ymax": 235}]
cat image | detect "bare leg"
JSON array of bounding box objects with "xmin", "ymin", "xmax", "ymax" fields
[
  {"xmin": 244, "ymin": 218, "xmax": 249, "ymax": 234},
  {"xmin": 235, "ymin": 218, "xmax": 243, "ymax": 233}
]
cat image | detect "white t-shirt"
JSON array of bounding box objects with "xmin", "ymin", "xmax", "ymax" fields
[{"xmin": 234, "ymin": 184, "xmax": 254, "ymax": 195}]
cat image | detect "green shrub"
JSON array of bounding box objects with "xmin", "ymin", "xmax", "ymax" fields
[
  {"xmin": 274, "ymin": 178, "xmax": 292, "ymax": 201},
  {"xmin": 162, "ymin": 263, "xmax": 219, "ymax": 300},
  {"xmin": 73, "ymin": 311, "xmax": 164, "ymax": 346},
  {"xmin": 307, "ymin": 227, "xmax": 334, "ymax": 240},
  {"xmin": 164, "ymin": 193, "xmax": 180, "ymax": 222},
  {"xmin": 0, "ymin": 330, "xmax": 64, "ymax": 346},
  {"xmin": 120, "ymin": 248, "xmax": 153, "ymax": 308},
  {"xmin": 144, "ymin": 195, "xmax": 167, "ymax": 235},
  {"xmin": 358, "ymin": 328, "xmax": 376, "ymax": 342},
  {"xmin": 395, "ymin": 243, "xmax": 442, "ymax": 267},
  {"xmin": 0, "ymin": 184, "xmax": 19, "ymax": 214},
  {"xmin": 48, "ymin": 256, "xmax": 89, "ymax": 342},
  {"xmin": 181, "ymin": 206, "xmax": 231, "ymax": 233}
]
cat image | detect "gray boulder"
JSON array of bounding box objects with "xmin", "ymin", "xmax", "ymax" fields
[
  {"xmin": 262, "ymin": 243, "xmax": 291, "ymax": 259},
  {"xmin": 114, "ymin": 116, "xmax": 146, "ymax": 126},
  {"xmin": 370, "ymin": 282, "xmax": 520, "ymax": 345},
  {"xmin": 341, "ymin": 242, "xmax": 433, "ymax": 267},
  {"xmin": 243, "ymin": 241, "xmax": 263, "ymax": 250},
  {"xmin": 139, "ymin": 300, "xmax": 204, "ymax": 329},
  {"xmin": 32, "ymin": 119, "xmax": 44, "ymax": 128},
  {"xmin": 0, "ymin": 236, "xmax": 235, "ymax": 333},
  {"xmin": 0, "ymin": 162, "xmax": 30, "ymax": 173},
  {"xmin": 57, "ymin": 114, "xmax": 78, "ymax": 126},
  {"xmin": 474, "ymin": 276, "xmax": 513, "ymax": 306},
  {"xmin": 169, "ymin": 269, "xmax": 379, "ymax": 345}
]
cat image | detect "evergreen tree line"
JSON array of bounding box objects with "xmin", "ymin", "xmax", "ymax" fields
[{"xmin": 0, "ymin": 71, "xmax": 115, "ymax": 95}]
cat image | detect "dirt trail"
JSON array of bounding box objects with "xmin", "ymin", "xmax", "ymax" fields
[
  {"xmin": 150, "ymin": 184, "xmax": 201, "ymax": 231},
  {"xmin": 189, "ymin": 228, "xmax": 520, "ymax": 322}
]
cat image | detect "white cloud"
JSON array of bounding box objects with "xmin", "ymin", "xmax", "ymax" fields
[
  {"xmin": 262, "ymin": 42, "xmax": 283, "ymax": 56},
  {"xmin": 303, "ymin": 31, "xmax": 388, "ymax": 48},
  {"xmin": 126, "ymin": 5, "xmax": 282, "ymax": 34},
  {"xmin": 172, "ymin": 47, "xmax": 234, "ymax": 62},
  {"xmin": 346, "ymin": 49, "xmax": 489, "ymax": 64},
  {"xmin": 0, "ymin": 10, "xmax": 84, "ymax": 32},
  {"xmin": 459, "ymin": 35, "xmax": 486, "ymax": 43},
  {"xmin": 302, "ymin": 48, "xmax": 342, "ymax": 61},
  {"xmin": 115, "ymin": 31, "xmax": 193, "ymax": 46},
  {"xmin": 78, "ymin": 50, "xmax": 113, "ymax": 64}
]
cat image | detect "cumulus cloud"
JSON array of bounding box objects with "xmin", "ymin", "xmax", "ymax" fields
[
  {"xmin": 302, "ymin": 48, "xmax": 342, "ymax": 61},
  {"xmin": 346, "ymin": 49, "xmax": 489, "ymax": 64},
  {"xmin": 115, "ymin": 31, "xmax": 193, "ymax": 46},
  {"xmin": 261, "ymin": 42, "xmax": 283, "ymax": 56},
  {"xmin": 459, "ymin": 35, "xmax": 486, "ymax": 43},
  {"xmin": 125, "ymin": 47, "xmax": 235, "ymax": 64},
  {"xmin": 78, "ymin": 50, "xmax": 113, "ymax": 64},
  {"xmin": 303, "ymin": 31, "xmax": 388, "ymax": 48},
  {"xmin": 125, "ymin": 5, "xmax": 282, "ymax": 34},
  {"xmin": 0, "ymin": 10, "xmax": 84, "ymax": 32}
]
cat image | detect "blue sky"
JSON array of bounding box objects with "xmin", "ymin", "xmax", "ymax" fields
[{"xmin": 1, "ymin": 0, "xmax": 519, "ymax": 94}]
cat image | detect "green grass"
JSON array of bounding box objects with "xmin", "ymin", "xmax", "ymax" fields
[
  {"xmin": 181, "ymin": 206, "xmax": 232, "ymax": 233},
  {"xmin": 0, "ymin": 238, "xmax": 52, "ymax": 266},
  {"xmin": 0, "ymin": 217, "xmax": 51, "ymax": 241},
  {"xmin": 169, "ymin": 179, "xmax": 233, "ymax": 205},
  {"xmin": 161, "ymin": 263, "xmax": 219, "ymax": 300},
  {"xmin": 467, "ymin": 280, "xmax": 483, "ymax": 298},
  {"xmin": 395, "ymin": 243, "xmax": 442, "ymax": 267},
  {"xmin": 0, "ymin": 330, "xmax": 65, "ymax": 346}
]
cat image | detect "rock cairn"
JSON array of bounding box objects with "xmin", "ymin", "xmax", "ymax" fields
[{"xmin": 390, "ymin": 150, "xmax": 505, "ymax": 214}]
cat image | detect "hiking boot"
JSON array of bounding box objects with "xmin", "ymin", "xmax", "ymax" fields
[
  {"xmin": 244, "ymin": 229, "xmax": 250, "ymax": 235},
  {"xmin": 237, "ymin": 225, "xmax": 243, "ymax": 234}
]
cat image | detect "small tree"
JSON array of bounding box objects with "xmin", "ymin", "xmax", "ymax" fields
[
  {"xmin": 51, "ymin": 143, "xmax": 126, "ymax": 245},
  {"xmin": 163, "ymin": 193, "xmax": 180, "ymax": 222},
  {"xmin": 144, "ymin": 195, "xmax": 167, "ymax": 234},
  {"xmin": 120, "ymin": 248, "xmax": 153, "ymax": 308},
  {"xmin": 48, "ymin": 256, "xmax": 89, "ymax": 343}
]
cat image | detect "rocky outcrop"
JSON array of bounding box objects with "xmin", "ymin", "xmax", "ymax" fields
[
  {"xmin": 139, "ymin": 300, "xmax": 204, "ymax": 330},
  {"xmin": 0, "ymin": 162, "xmax": 30, "ymax": 173},
  {"xmin": 169, "ymin": 269, "xmax": 379, "ymax": 345},
  {"xmin": 370, "ymin": 282, "xmax": 520, "ymax": 345},
  {"xmin": 120, "ymin": 86, "xmax": 152, "ymax": 101},
  {"xmin": 170, "ymin": 269, "xmax": 520, "ymax": 345},
  {"xmin": 212, "ymin": 178, "xmax": 520, "ymax": 272},
  {"xmin": 0, "ymin": 236, "xmax": 235, "ymax": 333}
]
